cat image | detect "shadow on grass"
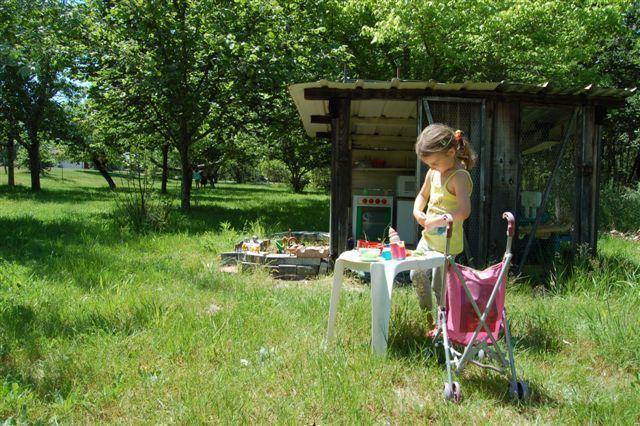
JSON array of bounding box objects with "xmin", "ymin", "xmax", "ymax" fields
[
  {"xmin": 184, "ymin": 197, "xmax": 329, "ymax": 234},
  {"xmin": 0, "ymin": 297, "xmax": 163, "ymax": 401},
  {"xmin": 518, "ymin": 242, "xmax": 640, "ymax": 292},
  {"xmin": 0, "ymin": 184, "xmax": 116, "ymax": 203},
  {"xmin": 0, "ymin": 215, "xmax": 132, "ymax": 293},
  {"xmin": 462, "ymin": 371, "xmax": 554, "ymax": 408}
]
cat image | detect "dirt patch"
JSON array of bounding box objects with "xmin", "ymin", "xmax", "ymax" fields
[
  {"xmin": 220, "ymin": 265, "xmax": 238, "ymax": 274},
  {"xmin": 206, "ymin": 302, "xmax": 222, "ymax": 315},
  {"xmin": 609, "ymin": 230, "xmax": 640, "ymax": 241}
]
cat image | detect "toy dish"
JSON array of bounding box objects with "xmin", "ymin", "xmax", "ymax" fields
[{"xmin": 358, "ymin": 247, "xmax": 380, "ymax": 260}]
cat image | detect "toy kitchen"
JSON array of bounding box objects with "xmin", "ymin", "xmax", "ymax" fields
[{"xmin": 351, "ymin": 137, "xmax": 419, "ymax": 247}]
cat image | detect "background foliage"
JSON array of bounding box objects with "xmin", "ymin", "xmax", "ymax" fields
[{"xmin": 0, "ymin": 0, "xmax": 638, "ymax": 198}]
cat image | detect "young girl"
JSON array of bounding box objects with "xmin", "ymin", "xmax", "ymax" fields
[{"xmin": 411, "ymin": 124, "xmax": 477, "ymax": 313}]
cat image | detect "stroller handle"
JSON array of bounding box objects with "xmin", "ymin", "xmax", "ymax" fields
[
  {"xmin": 502, "ymin": 212, "xmax": 515, "ymax": 237},
  {"xmin": 443, "ymin": 214, "xmax": 454, "ymax": 238}
]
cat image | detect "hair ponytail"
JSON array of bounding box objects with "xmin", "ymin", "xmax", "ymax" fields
[{"xmin": 453, "ymin": 130, "xmax": 477, "ymax": 170}]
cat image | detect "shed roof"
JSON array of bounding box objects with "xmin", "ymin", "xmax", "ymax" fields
[{"xmin": 289, "ymin": 79, "xmax": 635, "ymax": 138}]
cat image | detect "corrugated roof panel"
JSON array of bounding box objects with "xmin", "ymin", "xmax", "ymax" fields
[
  {"xmin": 288, "ymin": 80, "xmax": 635, "ymax": 137},
  {"xmin": 466, "ymin": 82, "xmax": 501, "ymax": 91},
  {"xmin": 381, "ymin": 101, "xmax": 416, "ymax": 118},
  {"xmin": 357, "ymin": 100, "xmax": 387, "ymax": 117}
]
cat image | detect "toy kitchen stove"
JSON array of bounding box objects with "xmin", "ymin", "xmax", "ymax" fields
[{"xmin": 352, "ymin": 195, "xmax": 394, "ymax": 242}]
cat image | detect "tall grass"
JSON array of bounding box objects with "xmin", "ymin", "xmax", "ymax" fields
[
  {"xmin": 599, "ymin": 182, "xmax": 640, "ymax": 233},
  {"xmin": 0, "ymin": 168, "xmax": 638, "ymax": 423}
]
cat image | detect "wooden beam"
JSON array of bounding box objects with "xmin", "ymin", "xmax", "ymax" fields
[
  {"xmin": 478, "ymin": 99, "xmax": 495, "ymax": 266},
  {"xmin": 350, "ymin": 134, "xmax": 416, "ymax": 143},
  {"xmin": 310, "ymin": 115, "xmax": 331, "ymax": 124},
  {"xmin": 488, "ymin": 101, "xmax": 521, "ymax": 264},
  {"xmin": 351, "ymin": 117, "xmax": 415, "ymax": 127},
  {"xmin": 329, "ymin": 97, "xmax": 352, "ymax": 261},
  {"xmin": 576, "ymin": 106, "xmax": 597, "ymax": 251},
  {"xmin": 304, "ymin": 87, "xmax": 627, "ymax": 108}
]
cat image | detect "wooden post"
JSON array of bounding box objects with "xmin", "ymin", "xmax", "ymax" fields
[
  {"xmin": 488, "ymin": 102, "xmax": 520, "ymax": 262},
  {"xmin": 576, "ymin": 106, "xmax": 597, "ymax": 251},
  {"xmin": 479, "ymin": 100, "xmax": 495, "ymax": 265},
  {"xmin": 329, "ymin": 97, "xmax": 352, "ymax": 261},
  {"xmin": 592, "ymin": 123, "xmax": 604, "ymax": 252}
]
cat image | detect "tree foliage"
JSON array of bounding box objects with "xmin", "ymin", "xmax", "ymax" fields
[
  {"xmin": 351, "ymin": 0, "xmax": 629, "ymax": 84},
  {"xmin": 1, "ymin": 0, "xmax": 638, "ymax": 198},
  {"xmin": 0, "ymin": 0, "xmax": 83, "ymax": 191}
]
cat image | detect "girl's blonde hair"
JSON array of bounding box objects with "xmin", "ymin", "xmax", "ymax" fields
[{"xmin": 415, "ymin": 124, "xmax": 477, "ymax": 170}]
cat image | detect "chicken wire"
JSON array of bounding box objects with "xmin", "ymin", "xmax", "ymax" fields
[
  {"xmin": 422, "ymin": 99, "xmax": 484, "ymax": 266},
  {"xmin": 516, "ymin": 106, "xmax": 578, "ymax": 266}
]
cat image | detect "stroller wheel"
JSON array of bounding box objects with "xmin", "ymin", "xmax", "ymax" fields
[
  {"xmin": 508, "ymin": 380, "xmax": 530, "ymax": 401},
  {"xmin": 443, "ymin": 381, "xmax": 462, "ymax": 403}
]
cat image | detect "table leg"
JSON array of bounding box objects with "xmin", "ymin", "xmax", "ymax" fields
[
  {"xmin": 371, "ymin": 262, "xmax": 392, "ymax": 355},
  {"xmin": 325, "ymin": 259, "xmax": 344, "ymax": 347}
]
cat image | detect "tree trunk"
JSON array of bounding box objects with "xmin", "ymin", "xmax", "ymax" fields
[
  {"xmin": 161, "ymin": 143, "xmax": 169, "ymax": 194},
  {"xmin": 27, "ymin": 131, "xmax": 41, "ymax": 191},
  {"xmin": 92, "ymin": 155, "xmax": 116, "ymax": 190},
  {"xmin": 290, "ymin": 171, "xmax": 305, "ymax": 193},
  {"xmin": 628, "ymin": 149, "xmax": 640, "ymax": 184},
  {"xmin": 179, "ymin": 145, "xmax": 192, "ymax": 210},
  {"xmin": 7, "ymin": 136, "xmax": 15, "ymax": 187},
  {"xmin": 210, "ymin": 165, "xmax": 219, "ymax": 188}
]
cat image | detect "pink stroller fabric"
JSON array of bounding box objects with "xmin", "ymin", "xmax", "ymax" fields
[{"xmin": 446, "ymin": 262, "xmax": 507, "ymax": 346}]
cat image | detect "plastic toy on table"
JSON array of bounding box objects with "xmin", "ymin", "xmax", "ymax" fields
[{"xmin": 388, "ymin": 227, "xmax": 406, "ymax": 260}]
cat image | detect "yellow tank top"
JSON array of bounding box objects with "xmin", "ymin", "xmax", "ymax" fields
[{"xmin": 422, "ymin": 168, "xmax": 473, "ymax": 255}]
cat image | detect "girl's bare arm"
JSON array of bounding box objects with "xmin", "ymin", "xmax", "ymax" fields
[{"xmin": 413, "ymin": 169, "xmax": 431, "ymax": 227}]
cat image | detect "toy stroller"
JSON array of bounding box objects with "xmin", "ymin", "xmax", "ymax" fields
[{"xmin": 431, "ymin": 212, "xmax": 529, "ymax": 403}]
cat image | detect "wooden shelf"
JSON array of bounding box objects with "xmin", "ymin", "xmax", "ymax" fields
[
  {"xmin": 352, "ymin": 168, "xmax": 415, "ymax": 172},
  {"xmin": 352, "ymin": 148, "xmax": 414, "ymax": 152}
]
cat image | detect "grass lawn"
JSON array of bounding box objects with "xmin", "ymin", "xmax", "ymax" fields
[{"xmin": 0, "ymin": 168, "xmax": 639, "ymax": 423}]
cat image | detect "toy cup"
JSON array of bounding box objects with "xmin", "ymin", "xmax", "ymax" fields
[{"xmin": 390, "ymin": 242, "xmax": 406, "ymax": 260}]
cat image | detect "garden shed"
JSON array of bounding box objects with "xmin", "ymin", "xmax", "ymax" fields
[{"xmin": 289, "ymin": 79, "xmax": 635, "ymax": 270}]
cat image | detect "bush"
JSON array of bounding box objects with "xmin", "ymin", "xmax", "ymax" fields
[
  {"xmin": 599, "ymin": 182, "xmax": 640, "ymax": 233},
  {"xmin": 258, "ymin": 159, "xmax": 289, "ymax": 183},
  {"xmin": 218, "ymin": 159, "xmax": 261, "ymax": 183},
  {"xmin": 112, "ymin": 162, "xmax": 181, "ymax": 233},
  {"xmin": 309, "ymin": 167, "xmax": 331, "ymax": 192}
]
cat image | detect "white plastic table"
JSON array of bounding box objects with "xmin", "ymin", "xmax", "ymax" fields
[{"xmin": 325, "ymin": 249, "xmax": 446, "ymax": 355}]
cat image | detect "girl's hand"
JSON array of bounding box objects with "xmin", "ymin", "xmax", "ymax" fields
[
  {"xmin": 414, "ymin": 210, "xmax": 428, "ymax": 228},
  {"xmin": 424, "ymin": 215, "xmax": 447, "ymax": 231}
]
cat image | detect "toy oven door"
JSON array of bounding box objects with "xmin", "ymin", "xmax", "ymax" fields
[{"xmin": 355, "ymin": 205, "xmax": 392, "ymax": 241}]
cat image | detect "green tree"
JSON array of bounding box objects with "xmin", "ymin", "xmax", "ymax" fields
[
  {"xmin": 352, "ymin": 0, "xmax": 628, "ymax": 83},
  {"xmin": 0, "ymin": 0, "xmax": 82, "ymax": 191},
  {"xmin": 597, "ymin": 2, "xmax": 640, "ymax": 184},
  {"xmin": 85, "ymin": 0, "xmax": 244, "ymax": 209},
  {"xmin": 0, "ymin": 115, "xmax": 17, "ymax": 187}
]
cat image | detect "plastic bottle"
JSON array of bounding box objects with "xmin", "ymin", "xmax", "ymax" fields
[{"xmin": 388, "ymin": 227, "xmax": 406, "ymax": 260}]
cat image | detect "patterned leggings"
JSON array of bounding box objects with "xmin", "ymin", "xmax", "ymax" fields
[{"xmin": 410, "ymin": 237, "xmax": 447, "ymax": 310}]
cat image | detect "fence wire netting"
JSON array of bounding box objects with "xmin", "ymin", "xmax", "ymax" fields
[
  {"xmin": 427, "ymin": 100, "xmax": 483, "ymax": 265},
  {"xmin": 517, "ymin": 106, "xmax": 578, "ymax": 266}
]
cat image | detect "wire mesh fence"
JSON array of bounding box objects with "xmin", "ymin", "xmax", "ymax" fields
[
  {"xmin": 426, "ymin": 100, "xmax": 484, "ymax": 266},
  {"xmin": 516, "ymin": 106, "xmax": 578, "ymax": 268}
]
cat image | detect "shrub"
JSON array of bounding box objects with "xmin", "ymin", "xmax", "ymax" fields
[
  {"xmin": 309, "ymin": 167, "xmax": 331, "ymax": 192},
  {"xmin": 599, "ymin": 182, "xmax": 640, "ymax": 233},
  {"xmin": 258, "ymin": 159, "xmax": 289, "ymax": 183},
  {"xmin": 112, "ymin": 161, "xmax": 180, "ymax": 233}
]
